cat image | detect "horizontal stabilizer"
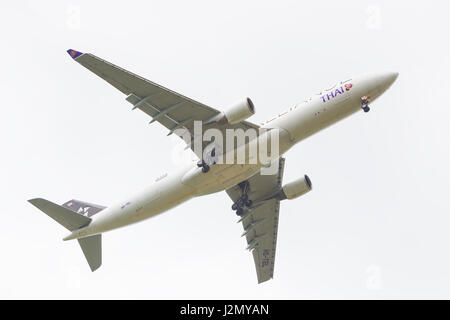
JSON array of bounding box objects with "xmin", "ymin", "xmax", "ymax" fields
[
  {"xmin": 78, "ymin": 234, "xmax": 102, "ymax": 271},
  {"xmin": 28, "ymin": 198, "xmax": 91, "ymax": 231}
]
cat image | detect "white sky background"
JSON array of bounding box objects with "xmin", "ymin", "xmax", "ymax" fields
[{"xmin": 1, "ymin": 0, "xmax": 449, "ymax": 299}]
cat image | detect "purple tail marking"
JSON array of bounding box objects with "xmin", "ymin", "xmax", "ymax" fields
[{"xmin": 67, "ymin": 49, "xmax": 83, "ymax": 59}]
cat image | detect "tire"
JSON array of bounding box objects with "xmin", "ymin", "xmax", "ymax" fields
[
  {"xmin": 363, "ymin": 106, "xmax": 370, "ymax": 113},
  {"xmin": 236, "ymin": 208, "xmax": 244, "ymax": 216},
  {"xmin": 232, "ymin": 203, "xmax": 238, "ymax": 210}
]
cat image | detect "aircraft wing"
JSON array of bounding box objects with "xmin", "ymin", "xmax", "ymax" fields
[
  {"xmin": 67, "ymin": 49, "xmax": 259, "ymax": 159},
  {"xmin": 226, "ymin": 158, "xmax": 285, "ymax": 283}
]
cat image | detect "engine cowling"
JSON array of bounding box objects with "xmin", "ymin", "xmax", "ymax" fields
[
  {"xmin": 222, "ymin": 97, "xmax": 255, "ymax": 124},
  {"xmin": 280, "ymin": 175, "xmax": 312, "ymax": 200}
]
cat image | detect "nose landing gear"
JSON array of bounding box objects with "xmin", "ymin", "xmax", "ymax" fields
[{"xmin": 361, "ymin": 96, "xmax": 370, "ymax": 113}]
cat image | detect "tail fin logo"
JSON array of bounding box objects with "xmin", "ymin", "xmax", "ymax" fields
[{"xmin": 77, "ymin": 206, "xmax": 91, "ymax": 216}]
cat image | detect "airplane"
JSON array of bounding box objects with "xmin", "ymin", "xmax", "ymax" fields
[{"xmin": 29, "ymin": 49, "xmax": 398, "ymax": 283}]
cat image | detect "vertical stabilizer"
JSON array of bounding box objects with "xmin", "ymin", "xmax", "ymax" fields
[
  {"xmin": 78, "ymin": 234, "xmax": 102, "ymax": 272},
  {"xmin": 28, "ymin": 198, "xmax": 103, "ymax": 272}
]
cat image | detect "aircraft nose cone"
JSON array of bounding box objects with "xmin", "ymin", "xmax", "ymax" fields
[
  {"xmin": 364, "ymin": 72, "xmax": 399, "ymax": 101},
  {"xmin": 378, "ymin": 72, "xmax": 399, "ymax": 90}
]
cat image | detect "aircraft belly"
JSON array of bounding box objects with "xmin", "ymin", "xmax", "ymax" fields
[
  {"xmin": 208, "ymin": 164, "xmax": 260, "ymax": 194},
  {"xmin": 73, "ymin": 167, "xmax": 196, "ymax": 238},
  {"xmin": 181, "ymin": 163, "xmax": 260, "ymax": 195}
]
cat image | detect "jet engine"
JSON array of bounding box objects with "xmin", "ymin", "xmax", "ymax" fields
[
  {"xmin": 212, "ymin": 98, "xmax": 255, "ymax": 125},
  {"xmin": 279, "ymin": 175, "xmax": 312, "ymax": 200}
]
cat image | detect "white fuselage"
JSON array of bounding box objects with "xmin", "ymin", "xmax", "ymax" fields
[{"xmin": 64, "ymin": 72, "xmax": 398, "ymax": 241}]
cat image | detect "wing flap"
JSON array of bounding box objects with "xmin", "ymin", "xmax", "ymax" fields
[
  {"xmin": 68, "ymin": 50, "xmax": 260, "ymax": 159},
  {"xmin": 73, "ymin": 52, "xmax": 217, "ymax": 113},
  {"xmin": 247, "ymin": 198, "xmax": 280, "ymax": 283},
  {"xmin": 226, "ymin": 158, "xmax": 285, "ymax": 283}
]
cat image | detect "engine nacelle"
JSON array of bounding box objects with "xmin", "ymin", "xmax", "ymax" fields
[
  {"xmin": 221, "ymin": 98, "xmax": 255, "ymax": 124},
  {"xmin": 280, "ymin": 175, "xmax": 312, "ymax": 200}
]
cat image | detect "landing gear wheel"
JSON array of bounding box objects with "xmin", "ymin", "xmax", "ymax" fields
[
  {"xmin": 361, "ymin": 96, "xmax": 370, "ymax": 113},
  {"xmin": 197, "ymin": 160, "xmax": 210, "ymax": 173},
  {"xmin": 232, "ymin": 203, "xmax": 238, "ymax": 211},
  {"xmin": 236, "ymin": 208, "xmax": 244, "ymax": 216}
]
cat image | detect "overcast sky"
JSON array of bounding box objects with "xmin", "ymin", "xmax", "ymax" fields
[{"xmin": 1, "ymin": 0, "xmax": 449, "ymax": 299}]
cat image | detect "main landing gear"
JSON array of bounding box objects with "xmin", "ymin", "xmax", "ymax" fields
[
  {"xmin": 197, "ymin": 160, "xmax": 210, "ymax": 173},
  {"xmin": 361, "ymin": 96, "xmax": 370, "ymax": 113},
  {"xmin": 231, "ymin": 181, "xmax": 253, "ymax": 216}
]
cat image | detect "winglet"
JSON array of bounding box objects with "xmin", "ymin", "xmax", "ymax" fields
[{"xmin": 67, "ymin": 49, "xmax": 84, "ymax": 59}]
